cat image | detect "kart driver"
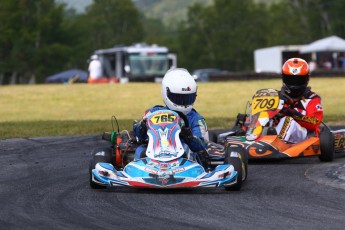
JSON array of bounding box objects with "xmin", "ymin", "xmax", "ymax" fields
[
  {"xmin": 275, "ymin": 57, "xmax": 323, "ymax": 143},
  {"xmin": 133, "ymin": 68, "xmax": 210, "ymax": 168}
]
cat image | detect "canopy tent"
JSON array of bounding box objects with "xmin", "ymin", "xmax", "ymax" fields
[
  {"xmin": 45, "ymin": 69, "xmax": 88, "ymax": 83},
  {"xmin": 300, "ymin": 35, "xmax": 345, "ymax": 53}
]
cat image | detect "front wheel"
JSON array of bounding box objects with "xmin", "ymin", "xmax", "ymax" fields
[{"xmin": 89, "ymin": 147, "xmax": 114, "ymax": 189}]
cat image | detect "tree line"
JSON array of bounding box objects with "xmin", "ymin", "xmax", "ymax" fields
[{"xmin": 1, "ymin": 0, "xmax": 345, "ymax": 83}]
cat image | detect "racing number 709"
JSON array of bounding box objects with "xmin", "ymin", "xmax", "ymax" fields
[
  {"xmin": 154, "ymin": 114, "xmax": 176, "ymax": 123},
  {"xmin": 254, "ymin": 98, "xmax": 276, "ymax": 110}
]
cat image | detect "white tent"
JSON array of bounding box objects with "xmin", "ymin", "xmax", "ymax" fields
[{"xmin": 300, "ymin": 35, "xmax": 345, "ymax": 53}]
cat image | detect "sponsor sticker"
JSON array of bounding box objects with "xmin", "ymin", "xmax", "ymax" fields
[
  {"xmin": 334, "ymin": 133, "xmax": 345, "ymax": 148},
  {"xmin": 230, "ymin": 151, "xmax": 239, "ymax": 157},
  {"xmin": 316, "ymin": 104, "xmax": 323, "ymax": 111},
  {"xmin": 144, "ymin": 167, "xmax": 158, "ymax": 175},
  {"xmin": 182, "ymin": 86, "xmax": 191, "ymax": 91},
  {"xmin": 172, "ymin": 167, "xmax": 185, "ymax": 173}
]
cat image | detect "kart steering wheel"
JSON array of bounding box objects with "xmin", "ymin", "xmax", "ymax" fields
[
  {"xmin": 274, "ymin": 91, "xmax": 294, "ymax": 122},
  {"xmin": 279, "ymin": 90, "xmax": 294, "ymax": 105}
]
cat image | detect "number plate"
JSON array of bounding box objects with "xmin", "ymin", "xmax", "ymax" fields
[
  {"xmin": 150, "ymin": 112, "xmax": 177, "ymax": 124},
  {"xmin": 251, "ymin": 90, "xmax": 279, "ymax": 114},
  {"xmin": 252, "ymin": 96, "xmax": 279, "ymax": 114}
]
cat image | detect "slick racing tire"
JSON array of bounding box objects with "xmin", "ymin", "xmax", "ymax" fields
[
  {"xmin": 89, "ymin": 147, "xmax": 114, "ymax": 189},
  {"xmin": 318, "ymin": 127, "xmax": 335, "ymax": 162},
  {"xmin": 225, "ymin": 146, "xmax": 248, "ymax": 181},
  {"xmin": 224, "ymin": 154, "xmax": 243, "ymax": 191}
]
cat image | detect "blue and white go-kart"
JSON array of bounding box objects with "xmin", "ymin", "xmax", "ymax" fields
[{"xmin": 89, "ymin": 109, "xmax": 246, "ymax": 190}]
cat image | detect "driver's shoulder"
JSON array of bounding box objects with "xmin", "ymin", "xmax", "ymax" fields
[
  {"xmin": 308, "ymin": 91, "xmax": 321, "ymax": 99},
  {"xmin": 302, "ymin": 87, "xmax": 319, "ymax": 99},
  {"xmin": 188, "ymin": 109, "xmax": 205, "ymax": 121}
]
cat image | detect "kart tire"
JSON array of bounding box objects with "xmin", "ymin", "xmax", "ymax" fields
[
  {"xmin": 240, "ymin": 149, "xmax": 248, "ymax": 182},
  {"xmin": 318, "ymin": 127, "xmax": 335, "ymax": 162},
  {"xmin": 89, "ymin": 159, "xmax": 106, "ymax": 189},
  {"xmin": 89, "ymin": 147, "xmax": 113, "ymax": 189},
  {"xmin": 91, "ymin": 147, "xmax": 114, "ymax": 164},
  {"xmin": 224, "ymin": 155, "xmax": 242, "ymax": 191},
  {"xmin": 225, "ymin": 146, "xmax": 248, "ymax": 181}
]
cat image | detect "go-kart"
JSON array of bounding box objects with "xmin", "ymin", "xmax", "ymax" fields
[
  {"xmin": 212, "ymin": 88, "xmax": 345, "ymax": 162},
  {"xmin": 89, "ymin": 109, "xmax": 246, "ymax": 190}
]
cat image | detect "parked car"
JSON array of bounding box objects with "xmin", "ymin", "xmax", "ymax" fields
[{"xmin": 192, "ymin": 68, "xmax": 222, "ymax": 82}]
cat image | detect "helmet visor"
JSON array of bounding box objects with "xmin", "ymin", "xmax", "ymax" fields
[
  {"xmin": 282, "ymin": 74, "xmax": 309, "ymax": 86},
  {"xmin": 167, "ymin": 88, "xmax": 196, "ymax": 106}
]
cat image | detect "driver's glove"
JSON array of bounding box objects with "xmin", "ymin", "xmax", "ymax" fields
[
  {"xmin": 280, "ymin": 107, "xmax": 302, "ymax": 118},
  {"xmin": 272, "ymin": 114, "xmax": 282, "ymax": 126},
  {"xmin": 279, "ymin": 91, "xmax": 294, "ymax": 105},
  {"xmin": 197, "ymin": 149, "xmax": 211, "ymax": 170},
  {"xmin": 139, "ymin": 119, "xmax": 148, "ymax": 135},
  {"xmin": 179, "ymin": 126, "xmax": 194, "ymax": 144}
]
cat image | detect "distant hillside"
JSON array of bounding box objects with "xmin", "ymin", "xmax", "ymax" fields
[
  {"xmin": 58, "ymin": 0, "xmax": 212, "ymax": 25},
  {"xmin": 56, "ymin": 0, "xmax": 93, "ymax": 13},
  {"xmin": 57, "ymin": 0, "xmax": 278, "ymax": 24},
  {"xmin": 134, "ymin": 0, "xmax": 213, "ymax": 26}
]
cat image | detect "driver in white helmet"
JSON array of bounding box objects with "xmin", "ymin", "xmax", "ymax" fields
[{"xmin": 133, "ymin": 68, "xmax": 210, "ymax": 168}]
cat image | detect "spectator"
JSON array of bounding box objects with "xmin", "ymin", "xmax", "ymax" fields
[
  {"xmin": 322, "ymin": 60, "xmax": 332, "ymax": 70},
  {"xmin": 88, "ymin": 55, "xmax": 107, "ymax": 83},
  {"xmin": 308, "ymin": 60, "xmax": 317, "ymax": 72}
]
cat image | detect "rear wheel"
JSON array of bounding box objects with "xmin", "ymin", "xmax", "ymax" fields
[
  {"xmin": 241, "ymin": 150, "xmax": 248, "ymax": 181},
  {"xmin": 318, "ymin": 127, "xmax": 335, "ymax": 162},
  {"xmin": 89, "ymin": 147, "xmax": 113, "ymax": 189},
  {"xmin": 224, "ymin": 157, "xmax": 242, "ymax": 191},
  {"xmin": 226, "ymin": 146, "xmax": 248, "ymax": 181}
]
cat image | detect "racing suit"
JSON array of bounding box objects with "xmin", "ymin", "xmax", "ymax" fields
[
  {"xmin": 133, "ymin": 105, "xmax": 209, "ymax": 165},
  {"xmin": 275, "ymin": 88, "xmax": 323, "ymax": 143}
]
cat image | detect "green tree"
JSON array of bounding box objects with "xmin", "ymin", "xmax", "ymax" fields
[
  {"xmin": 177, "ymin": 0, "xmax": 267, "ymax": 71},
  {"xmin": 0, "ymin": 0, "xmax": 145, "ymax": 83},
  {"xmin": 266, "ymin": 1, "xmax": 309, "ymax": 45},
  {"xmin": 266, "ymin": 0, "xmax": 345, "ymax": 45},
  {"xmin": 322, "ymin": 0, "xmax": 345, "ymax": 38},
  {"xmin": 84, "ymin": 0, "xmax": 144, "ymax": 50},
  {"xmin": 177, "ymin": 3, "xmax": 211, "ymax": 70},
  {"xmin": 0, "ymin": 0, "xmax": 81, "ymax": 83},
  {"xmin": 210, "ymin": 0, "xmax": 267, "ymax": 70}
]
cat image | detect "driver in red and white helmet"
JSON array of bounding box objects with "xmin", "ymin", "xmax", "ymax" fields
[
  {"xmin": 276, "ymin": 58, "xmax": 323, "ymax": 143},
  {"xmin": 133, "ymin": 68, "xmax": 210, "ymax": 167}
]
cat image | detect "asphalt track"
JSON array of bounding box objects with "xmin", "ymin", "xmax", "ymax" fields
[{"xmin": 0, "ymin": 135, "xmax": 345, "ymax": 230}]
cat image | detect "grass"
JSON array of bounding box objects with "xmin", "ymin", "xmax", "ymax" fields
[{"xmin": 1, "ymin": 78, "xmax": 345, "ymax": 139}]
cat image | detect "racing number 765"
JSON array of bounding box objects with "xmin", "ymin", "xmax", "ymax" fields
[{"xmin": 154, "ymin": 114, "xmax": 176, "ymax": 123}]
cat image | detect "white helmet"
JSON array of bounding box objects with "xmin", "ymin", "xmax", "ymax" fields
[
  {"xmin": 90, "ymin": 54, "xmax": 98, "ymax": 60},
  {"xmin": 162, "ymin": 68, "xmax": 197, "ymax": 115}
]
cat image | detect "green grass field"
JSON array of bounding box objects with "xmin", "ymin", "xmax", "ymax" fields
[{"xmin": 1, "ymin": 78, "xmax": 345, "ymax": 138}]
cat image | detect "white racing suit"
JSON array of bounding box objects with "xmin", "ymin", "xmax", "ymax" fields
[
  {"xmin": 275, "ymin": 89, "xmax": 323, "ymax": 143},
  {"xmin": 275, "ymin": 116, "xmax": 307, "ymax": 143}
]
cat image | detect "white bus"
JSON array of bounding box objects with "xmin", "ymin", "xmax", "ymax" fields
[{"xmin": 92, "ymin": 43, "xmax": 177, "ymax": 83}]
